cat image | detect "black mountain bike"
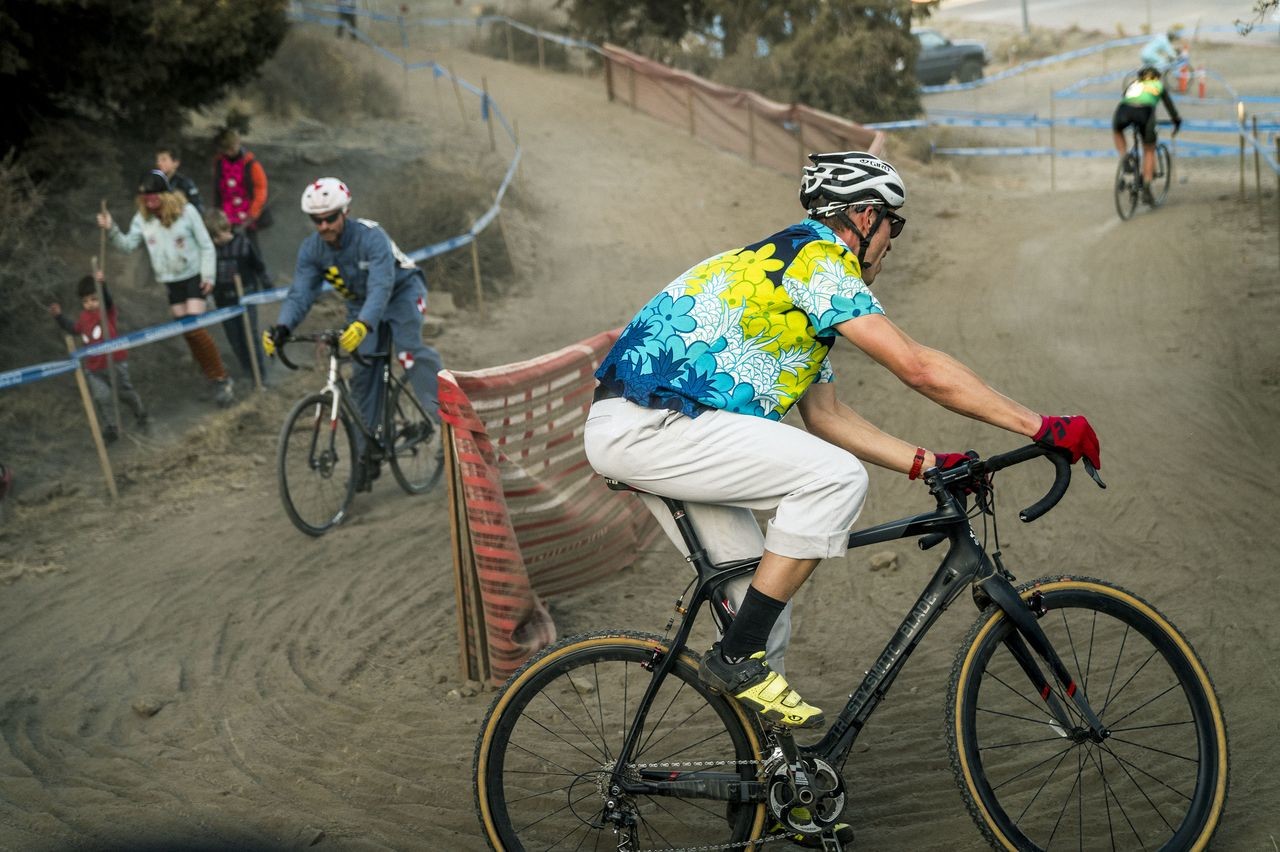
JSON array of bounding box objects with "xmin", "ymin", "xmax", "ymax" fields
[
  {"xmin": 275, "ymin": 328, "xmax": 443, "ymax": 536},
  {"xmin": 474, "ymin": 446, "xmax": 1228, "ymax": 851},
  {"xmin": 1115, "ymin": 121, "xmax": 1176, "ymax": 220}
]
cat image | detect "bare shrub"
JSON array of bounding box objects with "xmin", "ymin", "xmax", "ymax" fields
[
  {"xmin": 473, "ymin": 4, "xmax": 573, "ymax": 71},
  {"xmin": 359, "ymin": 157, "xmax": 516, "ymax": 309},
  {"xmin": 249, "ymin": 28, "xmax": 403, "ymax": 121},
  {"xmin": 0, "ymin": 154, "xmax": 63, "ymax": 338}
]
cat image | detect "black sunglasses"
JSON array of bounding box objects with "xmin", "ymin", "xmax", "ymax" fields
[
  {"xmin": 883, "ymin": 209, "xmax": 906, "ymax": 239},
  {"xmin": 310, "ymin": 211, "xmax": 342, "ymax": 225}
]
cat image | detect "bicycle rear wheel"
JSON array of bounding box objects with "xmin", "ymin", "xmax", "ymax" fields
[
  {"xmin": 277, "ymin": 392, "xmax": 357, "ymax": 536},
  {"xmin": 474, "ymin": 631, "xmax": 767, "ymax": 851},
  {"xmin": 385, "ymin": 379, "xmax": 443, "ymax": 495},
  {"xmin": 1150, "ymin": 143, "xmax": 1173, "ymax": 207},
  {"xmin": 1114, "ymin": 154, "xmax": 1139, "ymax": 220},
  {"xmin": 948, "ymin": 576, "xmax": 1228, "ymax": 851}
]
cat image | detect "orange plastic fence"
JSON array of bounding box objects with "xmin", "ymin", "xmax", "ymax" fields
[
  {"xmin": 440, "ymin": 329, "xmax": 661, "ymax": 684},
  {"xmin": 601, "ymin": 44, "xmax": 886, "ymax": 172}
]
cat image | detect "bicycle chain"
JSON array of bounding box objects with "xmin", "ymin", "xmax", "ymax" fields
[{"xmin": 601, "ymin": 758, "xmax": 795, "ymax": 852}]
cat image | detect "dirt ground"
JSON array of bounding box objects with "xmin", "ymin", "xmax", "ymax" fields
[{"xmin": 1, "ymin": 18, "xmax": 1279, "ymax": 852}]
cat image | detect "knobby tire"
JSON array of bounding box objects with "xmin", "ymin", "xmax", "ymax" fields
[
  {"xmin": 474, "ymin": 631, "xmax": 767, "ymax": 851},
  {"xmin": 277, "ymin": 392, "xmax": 357, "ymax": 536},
  {"xmin": 948, "ymin": 577, "xmax": 1228, "ymax": 851}
]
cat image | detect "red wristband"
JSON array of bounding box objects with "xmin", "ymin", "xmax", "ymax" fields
[{"xmin": 908, "ymin": 446, "xmax": 926, "ymax": 480}]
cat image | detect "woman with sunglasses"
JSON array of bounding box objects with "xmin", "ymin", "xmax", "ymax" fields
[
  {"xmin": 262, "ymin": 178, "xmax": 444, "ymax": 488},
  {"xmin": 583, "ymin": 151, "xmax": 1099, "ymax": 796}
]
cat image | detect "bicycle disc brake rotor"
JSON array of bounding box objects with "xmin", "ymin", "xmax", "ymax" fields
[{"xmin": 764, "ymin": 753, "xmax": 845, "ymax": 837}]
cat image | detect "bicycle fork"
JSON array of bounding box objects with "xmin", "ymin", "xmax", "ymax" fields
[{"xmin": 976, "ymin": 571, "xmax": 1109, "ymax": 742}]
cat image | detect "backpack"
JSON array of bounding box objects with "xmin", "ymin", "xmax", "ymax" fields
[{"xmin": 216, "ymin": 151, "xmax": 273, "ymax": 229}]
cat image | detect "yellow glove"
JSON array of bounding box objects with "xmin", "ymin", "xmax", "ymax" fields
[
  {"xmin": 338, "ymin": 319, "xmax": 370, "ymax": 353},
  {"xmin": 263, "ymin": 325, "xmax": 289, "ymax": 357}
]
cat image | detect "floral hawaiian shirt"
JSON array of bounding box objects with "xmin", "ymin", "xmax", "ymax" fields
[{"xmin": 595, "ymin": 219, "xmax": 884, "ymax": 420}]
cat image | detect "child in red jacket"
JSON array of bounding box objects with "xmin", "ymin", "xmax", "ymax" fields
[{"xmin": 50, "ymin": 274, "xmax": 149, "ymax": 442}]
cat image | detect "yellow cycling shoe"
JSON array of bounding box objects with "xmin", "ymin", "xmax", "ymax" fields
[{"xmin": 698, "ymin": 646, "xmax": 824, "ymax": 729}]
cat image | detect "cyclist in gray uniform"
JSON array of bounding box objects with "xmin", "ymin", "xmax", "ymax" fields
[{"xmin": 264, "ymin": 178, "xmax": 444, "ymax": 482}]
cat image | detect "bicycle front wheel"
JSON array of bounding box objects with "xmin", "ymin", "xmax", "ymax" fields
[
  {"xmin": 948, "ymin": 576, "xmax": 1228, "ymax": 851},
  {"xmin": 1150, "ymin": 143, "xmax": 1173, "ymax": 207},
  {"xmin": 385, "ymin": 379, "xmax": 443, "ymax": 495},
  {"xmin": 474, "ymin": 631, "xmax": 767, "ymax": 851},
  {"xmin": 277, "ymin": 392, "xmax": 357, "ymax": 536},
  {"xmin": 1115, "ymin": 155, "xmax": 1139, "ymax": 220}
]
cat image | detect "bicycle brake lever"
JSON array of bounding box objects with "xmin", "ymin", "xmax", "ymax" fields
[{"xmin": 1083, "ymin": 458, "xmax": 1107, "ymax": 489}]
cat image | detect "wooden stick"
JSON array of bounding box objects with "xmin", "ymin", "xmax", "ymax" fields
[
  {"xmin": 495, "ymin": 209, "xmax": 516, "ymax": 272},
  {"xmin": 448, "ymin": 65, "xmax": 468, "ymax": 124},
  {"xmin": 65, "ymin": 335, "xmax": 118, "ymax": 500},
  {"xmin": 1252, "ymin": 115, "xmax": 1261, "ymax": 213},
  {"xmin": 505, "ymin": 18, "xmax": 514, "ymax": 63},
  {"xmin": 483, "ymin": 76, "xmax": 496, "ymax": 152},
  {"xmin": 536, "ymin": 33, "xmax": 545, "ymax": 71},
  {"xmin": 469, "ymin": 224, "xmax": 485, "ymax": 316},
  {"xmin": 444, "ymin": 420, "xmax": 478, "ymax": 681},
  {"xmin": 746, "ymin": 98, "xmax": 756, "ymax": 164},
  {"xmin": 1049, "ymin": 90, "xmax": 1057, "ymax": 192},
  {"xmin": 89, "ymin": 255, "xmax": 122, "ymax": 432},
  {"xmin": 234, "ymin": 273, "xmax": 263, "ymax": 391}
]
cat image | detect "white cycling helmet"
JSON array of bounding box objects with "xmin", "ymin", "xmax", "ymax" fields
[
  {"xmin": 300, "ymin": 177, "xmax": 352, "ymax": 215},
  {"xmin": 800, "ymin": 151, "xmax": 907, "ymax": 216}
]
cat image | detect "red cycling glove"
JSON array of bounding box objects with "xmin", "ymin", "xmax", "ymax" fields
[
  {"xmin": 1034, "ymin": 415, "xmax": 1101, "ymax": 469},
  {"xmin": 933, "ymin": 452, "xmax": 972, "ymax": 471}
]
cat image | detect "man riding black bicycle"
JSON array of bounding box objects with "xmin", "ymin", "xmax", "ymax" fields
[
  {"xmin": 264, "ymin": 178, "xmax": 444, "ymax": 490},
  {"xmin": 1112, "ymin": 66, "xmax": 1183, "ymax": 206},
  {"xmin": 585, "ymin": 150, "xmax": 1100, "ymax": 748}
]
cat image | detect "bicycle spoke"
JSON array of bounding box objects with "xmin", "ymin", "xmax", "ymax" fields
[{"xmin": 952, "ymin": 582, "xmax": 1224, "ymax": 852}]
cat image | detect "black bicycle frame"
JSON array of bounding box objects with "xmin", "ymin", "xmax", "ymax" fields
[{"xmin": 609, "ymin": 464, "xmax": 1108, "ymax": 803}]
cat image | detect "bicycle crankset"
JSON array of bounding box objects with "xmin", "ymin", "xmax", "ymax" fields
[{"xmin": 763, "ymin": 752, "xmax": 846, "ymax": 838}]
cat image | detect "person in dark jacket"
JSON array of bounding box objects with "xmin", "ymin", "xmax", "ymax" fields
[
  {"xmin": 205, "ymin": 208, "xmax": 269, "ymax": 383},
  {"xmin": 156, "ymin": 142, "xmax": 203, "ymax": 213}
]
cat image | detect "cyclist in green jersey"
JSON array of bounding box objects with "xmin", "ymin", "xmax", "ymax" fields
[{"xmin": 1112, "ymin": 66, "xmax": 1182, "ymax": 204}]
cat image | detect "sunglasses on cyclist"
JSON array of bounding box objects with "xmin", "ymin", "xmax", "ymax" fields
[
  {"xmin": 883, "ymin": 209, "xmax": 906, "ymax": 239},
  {"xmin": 310, "ymin": 211, "xmax": 342, "ymax": 225}
]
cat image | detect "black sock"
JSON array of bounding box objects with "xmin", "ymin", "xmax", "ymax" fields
[{"xmin": 720, "ymin": 586, "xmax": 786, "ymax": 661}]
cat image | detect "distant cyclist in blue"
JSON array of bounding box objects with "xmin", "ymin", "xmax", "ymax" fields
[
  {"xmin": 263, "ymin": 178, "xmax": 444, "ymax": 487},
  {"xmin": 1139, "ymin": 24, "xmax": 1186, "ymax": 73}
]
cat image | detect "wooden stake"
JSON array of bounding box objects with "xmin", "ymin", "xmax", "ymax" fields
[
  {"xmin": 444, "ymin": 421, "xmax": 478, "ymax": 681},
  {"xmin": 65, "ymin": 335, "xmax": 118, "ymax": 500},
  {"xmin": 746, "ymin": 98, "xmax": 756, "ymax": 164},
  {"xmin": 604, "ymin": 55, "xmax": 615, "ymax": 102},
  {"xmin": 1252, "ymin": 115, "xmax": 1261, "ymax": 213},
  {"xmin": 1049, "ymin": 91, "xmax": 1057, "ymax": 192},
  {"xmin": 469, "ymin": 225, "xmax": 486, "ymax": 316},
  {"xmin": 513, "ymin": 119, "xmax": 522, "ymax": 182},
  {"xmin": 448, "ymin": 65, "xmax": 467, "ymax": 124},
  {"xmin": 89, "ymin": 255, "xmax": 121, "ymax": 432},
  {"xmin": 483, "ymin": 76, "xmax": 496, "ymax": 152},
  {"xmin": 505, "ymin": 19, "xmax": 514, "ymax": 63},
  {"xmin": 495, "ymin": 209, "xmax": 516, "ymax": 272},
  {"xmin": 233, "ymin": 273, "xmax": 264, "ymax": 391},
  {"xmin": 536, "ymin": 33, "xmax": 545, "ymax": 71},
  {"xmin": 795, "ymin": 114, "xmax": 806, "ymax": 171}
]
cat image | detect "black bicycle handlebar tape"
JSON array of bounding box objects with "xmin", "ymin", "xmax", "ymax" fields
[
  {"xmin": 980, "ymin": 444, "xmax": 1072, "ymax": 523},
  {"xmin": 277, "ymin": 341, "xmax": 299, "ymax": 371},
  {"xmin": 1018, "ymin": 452, "xmax": 1072, "ymax": 523}
]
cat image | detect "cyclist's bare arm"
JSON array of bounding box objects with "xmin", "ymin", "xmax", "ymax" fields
[
  {"xmin": 797, "ymin": 382, "xmax": 931, "ymax": 474},
  {"xmin": 835, "ymin": 314, "xmax": 1041, "ymax": 436}
]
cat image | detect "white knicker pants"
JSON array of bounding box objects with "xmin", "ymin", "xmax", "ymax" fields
[{"xmin": 583, "ymin": 397, "xmax": 870, "ymax": 673}]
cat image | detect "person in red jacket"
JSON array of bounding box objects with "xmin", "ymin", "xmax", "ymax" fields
[
  {"xmin": 49, "ymin": 273, "xmax": 149, "ymax": 442},
  {"xmin": 212, "ymin": 126, "xmax": 270, "ymax": 249}
]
